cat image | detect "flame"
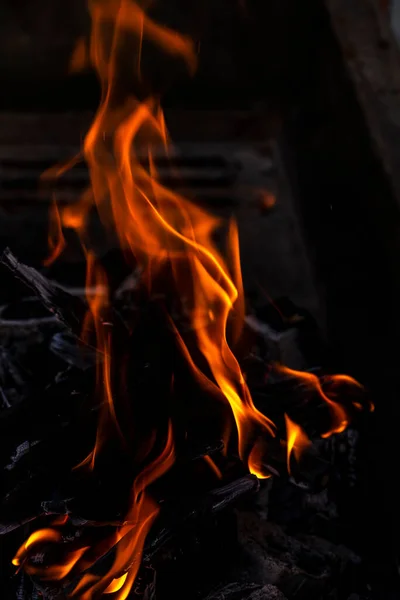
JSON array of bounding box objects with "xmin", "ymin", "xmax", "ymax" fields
[
  {"xmin": 71, "ymin": 422, "xmax": 175, "ymax": 599},
  {"xmin": 83, "ymin": 251, "xmax": 120, "ymax": 468},
  {"xmin": 204, "ymin": 455, "xmax": 222, "ymax": 479},
  {"xmin": 12, "ymin": 527, "xmax": 89, "ymax": 580},
  {"xmin": 43, "ymin": 198, "xmax": 66, "ymax": 266},
  {"xmin": 276, "ymin": 365, "xmax": 356, "ymax": 438},
  {"xmin": 258, "ymin": 190, "xmax": 276, "ymax": 212},
  {"xmin": 86, "ymin": 0, "xmax": 198, "ymax": 76},
  {"xmin": 61, "ymin": 207, "xmax": 87, "ymax": 231},
  {"xmin": 247, "ymin": 441, "xmax": 272, "ymax": 480},
  {"xmin": 70, "ymin": 37, "xmax": 90, "ymax": 73},
  {"xmin": 52, "ymin": 515, "xmax": 69, "ymax": 526},
  {"xmin": 284, "ymin": 414, "xmax": 311, "ymax": 474},
  {"xmin": 69, "ymin": 0, "xmax": 275, "ymax": 481},
  {"xmin": 20, "ymin": 0, "xmax": 369, "ymax": 596},
  {"xmin": 104, "ymin": 572, "xmax": 128, "ymax": 594},
  {"xmin": 12, "ymin": 529, "xmax": 62, "ymax": 567},
  {"xmin": 13, "ymin": 424, "xmax": 174, "ymax": 597},
  {"xmin": 25, "ymin": 547, "xmax": 90, "ymax": 581},
  {"xmin": 227, "ymin": 219, "xmax": 245, "ymax": 346}
]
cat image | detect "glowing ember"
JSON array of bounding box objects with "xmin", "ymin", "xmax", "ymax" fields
[{"xmin": 11, "ymin": 1, "xmax": 372, "ymax": 597}]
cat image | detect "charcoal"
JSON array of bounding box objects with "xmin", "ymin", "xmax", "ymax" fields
[
  {"xmin": 49, "ymin": 331, "xmax": 98, "ymax": 370},
  {"xmin": 203, "ymin": 583, "xmax": 261, "ymax": 600},
  {"xmin": 236, "ymin": 509, "xmax": 362, "ymax": 599},
  {"xmin": 17, "ymin": 476, "xmax": 257, "ymax": 600},
  {"xmin": 184, "ymin": 440, "xmax": 224, "ymax": 463},
  {"xmin": 1, "ymin": 248, "xmax": 88, "ymax": 335},
  {"xmin": 245, "ymin": 315, "xmax": 306, "ymax": 370},
  {"xmin": 247, "ymin": 585, "xmax": 288, "ymax": 600},
  {"xmin": 0, "ymin": 313, "xmax": 59, "ymax": 336},
  {"xmin": 145, "ymin": 475, "xmax": 259, "ymax": 563},
  {"xmin": 16, "ymin": 573, "xmax": 39, "ymax": 600},
  {"xmin": 0, "ymin": 247, "xmax": 373, "ymax": 600}
]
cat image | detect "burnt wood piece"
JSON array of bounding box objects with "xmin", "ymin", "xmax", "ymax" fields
[
  {"xmin": 0, "ymin": 352, "xmax": 227, "ymax": 533},
  {"xmin": 203, "ymin": 583, "xmax": 262, "ymax": 600},
  {"xmin": 144, "ymin": 475, "xmax": 259, "ymax": 563},
  {"xmin": 0, "ymin": 248, "xmax": 88, "ymax": 335},
  {"xmin": 236, "ymin": 511, "xmax": 362, "ymax": 600},
  {"xmin": 49, "ymin": 331, "xmax": 98, "ymax": 370},
  {"xmin": 0, "ymin": 315, "xmax": 59, "ymax": 334},
  {"xmin": 0, "ymin": 248, "xmax": 130, "ymax": 350}
]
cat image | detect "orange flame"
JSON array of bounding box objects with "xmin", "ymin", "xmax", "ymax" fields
[
  {"xmin": 276, "ymin": 365, "xmax": 355, "ymax": 438},
  {"xmin": 13, "ymin": 528, "xmax": 89, "ymax": 581},
  {"xmin": 104, "ymin": 573, "xmax": 128, "ymax": 594},
  {"xmin": 204, "ymin": 455, "xmax": 222, "ymax": 479},
  {"xmin": 69, "ymin": 37, "xmax": 90, "ymax": 73},
  {"xmin": 25, "ymin": 547, "xmax": 90, "ymax": 581},
  {"xmin": 43, "ymin": 198, "xmax": 66, "ymax": 266},
  {"xmin": 71, "ymin": 422, "xmax": 175, "ymax": 599},
  {"xmin": 24, "ymin": 0, "xmax": 369, "ymax": 596},
  {"xmin": 284, "ymin": 414, "xmax": 311, "ymax": 474},
  {"xmin": 13, "ymin": 424, "xmax": 174, "ymax": 597},
  {"xmin": 70, "ymin": 0, "xmax": 276, "ymax": 482},
  {"xmin": 80, "ymin": 250, "xmax": 124, "ymax": 469},
  {"xmin": 12, "ymin": 529, "xmax": 62, "ymax": 567}
]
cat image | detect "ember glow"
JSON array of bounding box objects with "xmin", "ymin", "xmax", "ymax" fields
[{"xmin": 12, "ymin": 1, "xmax": 372, "ymax": 597}]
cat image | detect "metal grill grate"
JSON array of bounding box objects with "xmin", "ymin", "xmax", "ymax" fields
[{"xmin": 0, "ymin": 143, "xmax": 277, "ymax": 206}]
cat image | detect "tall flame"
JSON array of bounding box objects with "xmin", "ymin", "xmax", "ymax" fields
[
  {"xmin": 13, "ymin": 1, "xmax": 370, "ymax": 597},
  {"xmin": 63, "ymin": 0, "xmax": 276, "ymax": 478}
]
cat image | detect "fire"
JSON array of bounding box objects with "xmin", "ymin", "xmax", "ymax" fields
[
  {"xmin": 204, "ymin": 455, "xmax": 223, "ymax": 480},
  {"xmin": 12, "ymin": 423, "xmax": 175, "ymax": 598},
  {"xmin": 104, "ymin": 573, "xmax": 128, "ymax": 594},
  {"xmin": 43, "ymin": 198, "xmax": 66, "ymax": 266},
  {"xmin": 12, "ymin": 529, "xmax": 62, "ymax": 567},
  {"xmin": 13, "ymin": 0, "xmax": 370, "ymax": 597},
  {"xmin": 68, "ymin": 422, "xmax": 175, "ymax": 600},
  {"xmin": 284, "ymin": 414, "xmax": 311, "ymax": 475},
  {"xmin": 276, "ymin": 365, "xmax": 370, "ymax": 438}
]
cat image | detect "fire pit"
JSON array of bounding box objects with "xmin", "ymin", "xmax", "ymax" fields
[{"xmin": 0, "ymin": 1, "xmax": 395, "ymax": 600}]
